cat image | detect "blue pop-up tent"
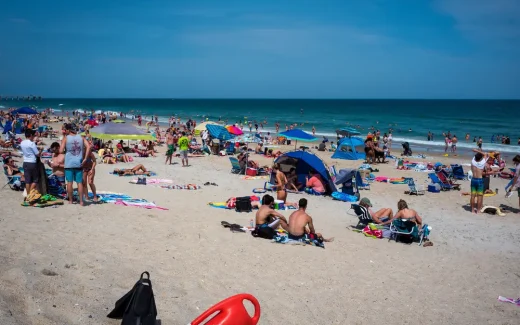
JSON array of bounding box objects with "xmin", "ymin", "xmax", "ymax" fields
[
  {"xmin": 13, "ymin": 107, "xmax": 38, "ymax": 115},
  {"xmin": 331, "ymin": 137, "xmax": 366, "ymax": 160},
  {"xmin": 272, "ymin": 150, "xmax": 337, "ymax": 194},
  {"xmin": 206, "ymin": 124, "xmax": 234, "ymax": 141}
]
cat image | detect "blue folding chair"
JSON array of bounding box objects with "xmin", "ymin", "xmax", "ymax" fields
[
  {"xmin": 229, "ymin": 157, "xmax": 243, "ymax": 174},
  {"xmin": 428, "ymin": 173, "xmax": 454, "ymax": 191},
  {"xmin": 355, "ymin": 171, "xmax": 370, "ymax": 190}
]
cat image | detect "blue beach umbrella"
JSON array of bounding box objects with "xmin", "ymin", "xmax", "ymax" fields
[
  {"xmin": 206, "ymin": 124, "xmax": 235, "ymax": 141},
  {"xmin": 13, "ymin": 107, "xmax": 38, "ymax": 115},
  {"xmin": 279, "ymin": 129, "xmax": 316, "ymax": 149}
]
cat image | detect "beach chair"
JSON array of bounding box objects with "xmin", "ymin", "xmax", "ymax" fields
[
  {"xmin": 450, "ymin": 164, "xmax": 467, "ymax": 180},
  {"xmin": 389, "ymin": 219, "xmax": 430, "ymax": 245},
  {"xmin": 347, "ymin": 204, "xmax": 373, "ymax": 229},
  {"xmin": 229, "ymin": 157, "xmax": 243, "ymax": 174},
  {"xmin": 2, "ymin": 164, "xmax": 24, "ymax": 190},
  {"xmin": 428, "ymin": 173, "xmax": 453, "ymax": 191},
  {"xmin": 355, "ymin": 171, "xmax": 370, "ymax": 190},
  {"xmin": 436, "ymin": 171, "xmax": 461, "ymax": 190},
  {"xmin": 407, "ymin": 178, "xmax": 425, "ymax": 195}
]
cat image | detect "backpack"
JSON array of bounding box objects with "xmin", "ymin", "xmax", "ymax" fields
[
  {"xmin": 235, "ymin": 196, "xmax": 252, "ymax": 212},
  {"xmin": 107, "ymin": 271, "xmax": 158, "ymax": 325}
]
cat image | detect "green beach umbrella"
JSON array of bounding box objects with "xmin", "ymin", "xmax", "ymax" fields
[{"xmin": 84, "ymin": 122, "xmax": 154, "ymax": 141}]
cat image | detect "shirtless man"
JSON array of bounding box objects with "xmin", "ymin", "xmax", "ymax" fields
[
  {"xmin": 114, "ymin": 164, "xmax": 151, "ymax": 176},
  {"xmin": 252, "ymin": 194, "xmax": 289, "ymax": 239},
  {"xmin": 46, "ymin": 142, "xmax": 65, "ymax": 182},
  {"xmin": 451, "ymin": 135, "xmax": 458, "ymax": 153},
  {"xmin": 393, "ymin": 199, "xmax": 423, "ymax": 227},
  {"xmin": 287, "ymin": 198, "xmax": 334, "ymax": 242},
  {"xmin": 165, "ymin": 130, "xmax": 175, "ymax": 165},
  {"xmin": 273, "ymin": 163, "xmax": 287, "ymax": 202},
  {"xmin": 470, "ymin": 149, "xmax": 488, "ymax": 214}
]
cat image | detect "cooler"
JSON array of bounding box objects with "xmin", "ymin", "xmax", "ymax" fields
[{"xmin": 246, "ymin": 168, "xmax": 258, "ymax": 176}]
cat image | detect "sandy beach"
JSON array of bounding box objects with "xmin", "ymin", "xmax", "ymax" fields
[{"xmin": 1, "ymin": 120, "xmax": 519, "ymax": 325}]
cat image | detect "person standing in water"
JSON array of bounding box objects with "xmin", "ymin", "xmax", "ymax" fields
[
  {"xmin": 451, "ymin": 135, "xmax": 458, "ymax": 153},
  {"xmin": 312, "ymin": 126, "xmax": 316, "ymax": 136}
]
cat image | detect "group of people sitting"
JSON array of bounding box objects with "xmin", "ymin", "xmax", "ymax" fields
[
  {"xmin": 356, "ymin": 197, "xmax": 423, "ymax": 228},
  {"xmin": 272, "ymin": 163, "xmax": 327, "ymax": 198},
  {"xmin": 252, "ymin": 194, "xmax": 333, "ymax": 243}
]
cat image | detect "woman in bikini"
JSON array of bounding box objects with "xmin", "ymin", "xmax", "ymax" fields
[
  {"xmin": 393, "ymin": 199, "xmax": 423, "ymax": 227},
  {"xmin": 114, "ymin": 164, "xmax": 151, "ymax": 176},
  {"xmin": 272, "ymin": 163, "xmax": 287, "ymax": 202},
  {"xmin": 82, "ymin": 149, "xmax": 98, "ymax": 202}
]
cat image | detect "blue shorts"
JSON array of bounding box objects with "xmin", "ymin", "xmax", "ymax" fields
[
  {"xmin": 65, "ymin": 168, "xmax": 83, "ymax": 183},
  {"xmin": 471, "ymin": 177, "xmax": 484, "ymax": 196}
]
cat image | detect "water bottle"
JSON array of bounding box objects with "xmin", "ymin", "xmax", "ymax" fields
[{"xmin": 250, "ymin": 219, "xmax": 254, "ymax": 228}]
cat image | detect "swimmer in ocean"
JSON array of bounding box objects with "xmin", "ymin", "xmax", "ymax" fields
[{"xmin": 408, "ymin": 128, "xmax": 412, "ymax": 132}]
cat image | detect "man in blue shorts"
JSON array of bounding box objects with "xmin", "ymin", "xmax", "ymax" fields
[{"xmin": 471, "ymin": 149, "xmax": 487, "ymax": 214}]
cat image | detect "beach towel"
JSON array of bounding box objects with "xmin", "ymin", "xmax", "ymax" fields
[
  {"xmin": 111, "ymin": 172, "xmax": 157, "ymax": 176},
  {"xmin": 130, "ymin": 178, "xmax": 173, "ymax": 184},
  {"xmin": 114, "ymin": 199, "xmax": 168, "ymax": 210},
  {"xmin": 331, "ymin": 191, "xmax": 358, "ymax": 202},
  {"xmin": 208, "ymin": 202, "xmax": 229, "ymax": 209},
  {"xmin": 273, "ymin": 232, "xmax": 325, "ymax": 248},
  {"xmin": 498, "ymin": 296, "xmax": 520, "ymax": 306},
  {"xmin": 241, "ymin": 176, "xmax": 269, "ymax": 180},
  {"xmin": 160, "ymin": 184, "xmax": 201, "ymax": 190}
]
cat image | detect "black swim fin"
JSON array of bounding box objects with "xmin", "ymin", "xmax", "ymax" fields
[{"xmin": 107, "ymin": 271, "xmax": 158, "ymax": 325}]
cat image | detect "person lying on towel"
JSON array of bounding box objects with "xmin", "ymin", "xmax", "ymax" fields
[
  {"xmin": 287, "ymin": 198, "xmax": 334, "ymax": 242},
  {"xmin": 252, "ymin": 194, "xmax": 289, "ymax": 239},
  {"xmin": 113, "ymin": 164, "xmax": 151, "ymax": 176}
]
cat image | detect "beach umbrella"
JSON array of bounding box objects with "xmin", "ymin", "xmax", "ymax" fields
[
  {"xmin": 113, "ymin": 119, "xmax": 126, "ymax": 123},
  {"xmin": 206, "ymin": 124, "xmax": 234, "ymax": 141},
  {"xmin": 86, "ymin": 119, "xmax": 98, "ymax": 127},
  {"xmin": 194, "ymin": 121, "xmax": 218, "ymax": 136},
  {"xmin": 84, "ymin": 122, "xmax": 154, "ymax": 141},
  {"xmin": 13, "ymin": 107, "xmax": 38, "ymax": 115},
  {"xmin": 225, "ymin": 125, "xmax": 244, "ymax": 136},
  {"xmin": 279, "ymin": 129, "xmax": 316, "ymax": 149}
]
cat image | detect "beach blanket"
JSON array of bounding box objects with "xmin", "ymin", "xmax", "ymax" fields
[
  {"xmin": 375, "ymin": 176, "xmax": 407, "ymax": 184},
  {"xmin": 273, "ymin": 232, "xmax": 325, "ymax": 248},
  {"xmin": 111, "ymin": 172, "xmax": 157, "ymax": 176},
  {"xmin": 159, "ymin": 184, "xmax": 201, "ymax": 190},
  {"xmin": 242, "ymin": 176, "xmax": 269, "ymax": 180},
  {"xmin": 114, "ymin": 199, "xmax": 168, "ymax": 210},
  {"xmin": 208, "ymin": 202, "xmax": 229, "ymax": 209},
  {"xmin": 130, "ymin": 178, "xmax": 173, "ymax": 184}
]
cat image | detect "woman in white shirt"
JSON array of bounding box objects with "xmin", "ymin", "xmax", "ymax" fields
[{"xmin": 20, "ymin": 129, "xmax": 42, "ymax": 194}]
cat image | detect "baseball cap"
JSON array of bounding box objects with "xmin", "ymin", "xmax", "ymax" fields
[{"xmin": 360, "ymin": 197, "xmax": 372, "ymax": 207}]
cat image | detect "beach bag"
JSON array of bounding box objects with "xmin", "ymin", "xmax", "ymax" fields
[
  {"xmin": 107, "ymin": 271, "xmax": 158, "ymax": 325},
  {"xmin": 235, "ymin": 196, "xmax": 252, "ymax": 212}
]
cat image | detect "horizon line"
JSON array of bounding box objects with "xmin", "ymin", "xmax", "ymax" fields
[{"xmin": 3, "ymin": 97, "xmax": 520, "ymax": 101}]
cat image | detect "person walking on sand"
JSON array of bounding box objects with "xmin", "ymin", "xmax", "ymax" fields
[
  {"xmin": 178, "ymin": 131, "xmax": 189, "ymax": 167},
  {"xmin": 470, "ymin": 149, "xmax": 488, "ymax": 214},
  {"xmin": 60, "ymin": 124, "xmax": 91, "ymax": 206},
  {"xmin": 165, "ymin": 129, "xmax": 175, "ymax": 165}
]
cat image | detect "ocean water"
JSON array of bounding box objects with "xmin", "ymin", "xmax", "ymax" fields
[{"xmin": 2, "ymin": 98, "xmax": 519, "ymax": 154}]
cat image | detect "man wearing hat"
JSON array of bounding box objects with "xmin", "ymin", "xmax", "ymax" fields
[{"xmin": 359, "ymin": 197, "xmax": 394, "ymax": 225}]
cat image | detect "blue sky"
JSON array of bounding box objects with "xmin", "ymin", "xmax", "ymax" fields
[{"xmin": 0, "ymin": 0, "xmax": 519, "ymax": 98}]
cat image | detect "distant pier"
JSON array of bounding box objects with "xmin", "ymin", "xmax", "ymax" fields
[{"xmin": 0, "ymin": 96, "xmax": 43, "ymax": 101}]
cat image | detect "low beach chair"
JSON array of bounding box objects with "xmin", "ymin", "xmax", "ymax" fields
[
  {"xmin": 407, "ymin": 178, "xmax": 425, "ymax": 195},
  {"xmin": 2, "ymin": 164, "xmax": 24, "ymax": 190},
  {"xmin": 355, "ymin": 171, "xmax": 370, "ymax": 190},
  {"xmin": 436, "ymin": 171, "xmax": 461, "ymax": 190},
  {"xmin": 389, "ymin": 218, "xmax": 419, "ymax": 244},
  {"xmin": 229, "ymin": 157, "xmax": 243, "ymax": 174},
  {"xmin": 450, "ymin": 164, "xmax": 467, "ymax": 180},
  {"xmin": 428, "ymin": 173, "xmax": 453, "ymax": 191},
  {"xmin": 347, "ymin": 204, "xmax": 373, "ymax": 229}
]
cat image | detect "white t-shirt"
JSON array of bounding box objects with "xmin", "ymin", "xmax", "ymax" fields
[
  {"xmin": 471, "ymin": 156, "xmax": 486, "ymax": 170},
  {"xmin": 21, "ymin": 139, "xmax": 39, "ymax": 163}
]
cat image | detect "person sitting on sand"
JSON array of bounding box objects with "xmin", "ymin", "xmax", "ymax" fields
[
  {"xmin": 287, "ymin": 198, "xmax": 334, "ymax": 242},
  {"xmin": 358, "ymin": 197, "xmax": 394, "ymax": 225},
  {"xmin": 286, "ymin": 167, "xmax": 302, "ymax": 191},
  {"xmin": 133, "ymin": 145, "xmax": 156, "ymax": 157},
  {"xmin": 255, "ymin": 143, "xmax": 263, "ymax": 154},
  {"xmin": 47, "ymin": 142, "xmax": 65, "ymax": 182},
  {"xmin": 113, "ymin": 164, "xmax": 151, "ymax": 176},
  {"xmin": 114, "ymin": 144, "xmax": 130, "ymax": 163},
  {"xmin": 393, "ymin": 199, "xmax": 423, "ymax": 227},
  {"xmin": 252, "ymin": 194, "xmax": 289, "ymax": 239},
  {"xmin": 305, "ymin": 170, "xmax": 325, "ymax": 195}
]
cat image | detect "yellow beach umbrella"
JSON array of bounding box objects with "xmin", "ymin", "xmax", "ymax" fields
[{"xmin": 194, "ymin": 121, "xmax": 218, "ymax": 136}]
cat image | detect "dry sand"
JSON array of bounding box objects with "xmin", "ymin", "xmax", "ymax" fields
[{"xmin": 1, "ymin": 123, "xmax": 519, "ymax": 324}]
